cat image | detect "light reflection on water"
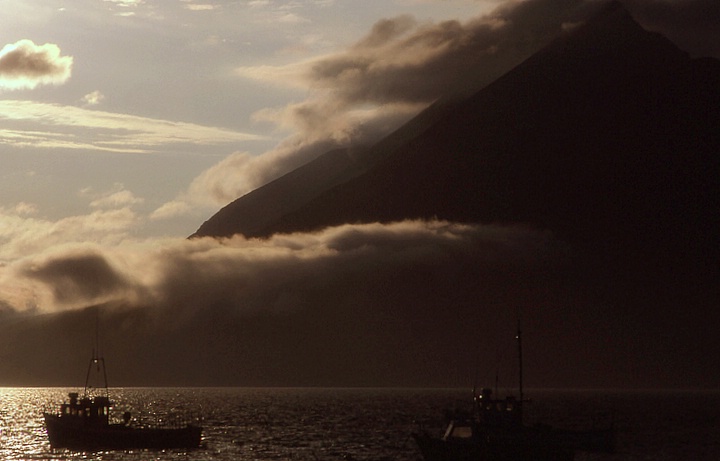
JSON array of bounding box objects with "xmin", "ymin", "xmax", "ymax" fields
[
  {"xmin": 0, "ymin": 388, "xmax": 56, "ymax": 460},
  {"xmin": 0, "ymin": 387, "xmax": 443, "ymax": 461},
  {"xmin": 2, "ymin": 388, "xmax": 720, "ymax": 461}
]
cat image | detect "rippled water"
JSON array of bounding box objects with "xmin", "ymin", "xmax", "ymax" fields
[{"xmin": 1, "ymin": 388, "xmax": 719, "ymax": 460}]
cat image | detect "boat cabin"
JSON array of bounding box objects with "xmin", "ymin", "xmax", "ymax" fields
[
  {"xmin": 475, "ymin": 388, "xmax": 522, "ymax": 427},
  {"xmin": 58, "ymin": 392, "xmax": 113, "ymax": 427},
  {"xmin": 440, "ymin": 388, "xmax": 524, "ymax": 442}
]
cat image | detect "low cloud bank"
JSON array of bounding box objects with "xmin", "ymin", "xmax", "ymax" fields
[
  {"xmin": 0, "ymin": 220, "xmax": 562, "ymax": 315},
  {"xmin": 0, "ymin": 220, "xmax": 575, "ymax": 386},
  {"xmin": 1, "ymin": 220, "xmax": 715, "ymax": 388}
]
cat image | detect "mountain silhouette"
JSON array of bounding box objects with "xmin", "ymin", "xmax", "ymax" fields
[
  {"xmin": 194, "ymin": 3, "xmax": 718, "ymax": 261},
  {"xmin": 193, "ymin": 3, "xmax": 720, "ymax": 368},
  {"xmin": 4, "ymin": 3, "xmax": 719, "ymax": 389}
]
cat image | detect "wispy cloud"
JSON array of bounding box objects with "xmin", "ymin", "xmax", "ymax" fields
[
  {"xmin": 0, "ymin": 40, "xmax": 72, "ymax": 90},
  {"xmin": 0, "ymin": 100, "xmax": 265, "ymax": 153},
  {"xmin": 184, "ymin": 3, "xmax": 218, "ymax": 11},
  {"xmin": 81, "ymin": 90, "xmax": 105, "ymax": 106},
  {"xmin": 0, "ymin": 206, "xmax": 140, "ymax": 263},
  {"xmin": 87, "ymin": 184, "xmax": 145, "ymax": 209},
  {"xmin": 0, "ymin": 182, "xmax": 149, "ymax": 264}
]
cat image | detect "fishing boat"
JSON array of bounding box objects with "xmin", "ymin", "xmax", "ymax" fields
[
  {"xmin": 412, "ymin": 325, "xmax": 614, "ymax": 461},
  {"xmin": 44, "ymin": 322, "xmax": 202, "ymax": 451}
]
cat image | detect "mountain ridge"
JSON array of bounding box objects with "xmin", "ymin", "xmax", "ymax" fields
[
  {"xmin": 245, "ymin": 3, "xmax": 718, "ymax": 246},
  {"xmin": 192, "ymin": 4, "xmax": 720, "ymax": 350},
  {"xmin": 193, "ymin": 3, "xmax": 718, "ymax": 248}
]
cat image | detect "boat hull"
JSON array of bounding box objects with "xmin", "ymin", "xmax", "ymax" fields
[{"xmin": 44, "ymin": 414, "xmax": 202, "ymax": 451}]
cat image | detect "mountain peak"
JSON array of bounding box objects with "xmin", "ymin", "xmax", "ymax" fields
[
  {"xmin": 190, "ymin": 4, "xmax": 720, "ymax": 384},
  {"xmin": 194, "ymin": 2, "xmax": 718, "ymax": 245}
]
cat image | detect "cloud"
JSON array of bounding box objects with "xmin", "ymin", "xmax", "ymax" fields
[
  {"xmin": 82, "ymin": 90, "xmax": 105, "ymax": 106},
  {"xmin": 236, "ymin": 0, "xmax": 601, "ymax": 105},
  {"xmin": 151, "ymin": 151, "xmax": 258, "ymax": 217},
  {"xmin": 0, "ymin": 219, "xmax": 589, "ymax": 387},
  {"xmin": 15, "ymin": 248, "xmax": 132, "ymax": 306},
  {"xmin": 151, "ymin": 151, "xmax": 269, "ymax": 218},
  {"xmin": 0, "ymin": 220, "xmax": 560, "ymax": 314},
  {"xmin": 0, "ymin": 207, "xmax": 139, "ymax": 263},
  {"xmin": 0, "ymin": 184, "xmax": 151, "ymax": 263},
  {"xmin": 9, "ymin": 202, "xmax": 38, "ymax": 216},
  {"xmin": 150, "ymin": 200, "xmax": 193, "ymax": 220},
  {"xmin": 0, "ymin": 100, "xmax": 264, "ymax": 153},
  {"xmin": 185, "ymin": 4, "xmax": 216, "ymax": 11},
  {"xmin": 275, "ymin": 12, "xmax": 310, "ymax": 24},
  {"xmin": 104, "ymin": 0, "xmax": 144, "ymax": 10},
  {"xmin": 0, "ymin": 40, "xmax": 72, "ymax": 90},
  {"xmin": 151, "ymin": 101, "xmax": 423, "ymax": 217},
  {"xmin": 88, "ymin": 186, "xmax": 145, "ymax": 210}
]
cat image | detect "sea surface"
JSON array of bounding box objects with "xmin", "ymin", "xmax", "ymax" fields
[{"xmin": 1, "ymin": 387, "xmax": 719, "ymax": 460}]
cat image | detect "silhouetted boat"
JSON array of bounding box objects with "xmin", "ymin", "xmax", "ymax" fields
[
  {"xmin": 43, "ymin": 319, "xmax": 202, "ymax": 451},
  {"xmin": 412, "ymin": 325, "xmax": 614, "ymax": 461}
]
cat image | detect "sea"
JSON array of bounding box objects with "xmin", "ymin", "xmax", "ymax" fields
[{"xmin": 1, "ymin": 387, "xmax": 719, "ymax": 461}]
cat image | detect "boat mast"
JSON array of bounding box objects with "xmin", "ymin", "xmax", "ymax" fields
[
  {"xmin": 84, "ymin": 307, "xmax": 109, "ymax": 398},
  {"xmin": 516, "ymin": 317, "xmax": 523, "ymax": 406}
]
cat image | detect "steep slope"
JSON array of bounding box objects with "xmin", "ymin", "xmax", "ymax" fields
[
  {"xmin": 196, "ymin": 3, "xmax": 718, "ymax": 248},
  {"xmin": 191, "ymin": 99, "xmax": 466, "ymax": 239},
  {"xmin": 190, "ymin": 3, "xmax": 720, "ymax": 365},
  {"xmin": 194, "ymin": 58, "xmax": 539, "ymax": 240},
  {"xmin": 191, "ymin": 10, "xmax": 567, "ymax": 240},
  {"xmin": 259, "ymin": 3, "xmax": 718, "ymax": 245},
  {"xmin": 230, "ymin": 1, "xmax": 720, "ymax": 332},
  {"xmin": 191, "ymin": 147, "xmax": 363, "ymax": 238}
]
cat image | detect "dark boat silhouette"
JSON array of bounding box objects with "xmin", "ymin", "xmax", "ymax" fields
[
  {"xmin": 412, "ymin": 325, "xmax": 614, "ymax": 461},
  {"xmin": 43, "ymin": 321, "xmax": 202, "ymax": 451}
]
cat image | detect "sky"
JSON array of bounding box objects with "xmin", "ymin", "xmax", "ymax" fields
[
  {"xmin": 0, "ymin": 0, "xmax": 494, "ymax": 242},
  {"xmin": 0, "ymin": 0, "xmax": 497, "ymax": 307},
  {"xmin": 0, "ymin": 0, "xmax": 718, "ymax": 387}
]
